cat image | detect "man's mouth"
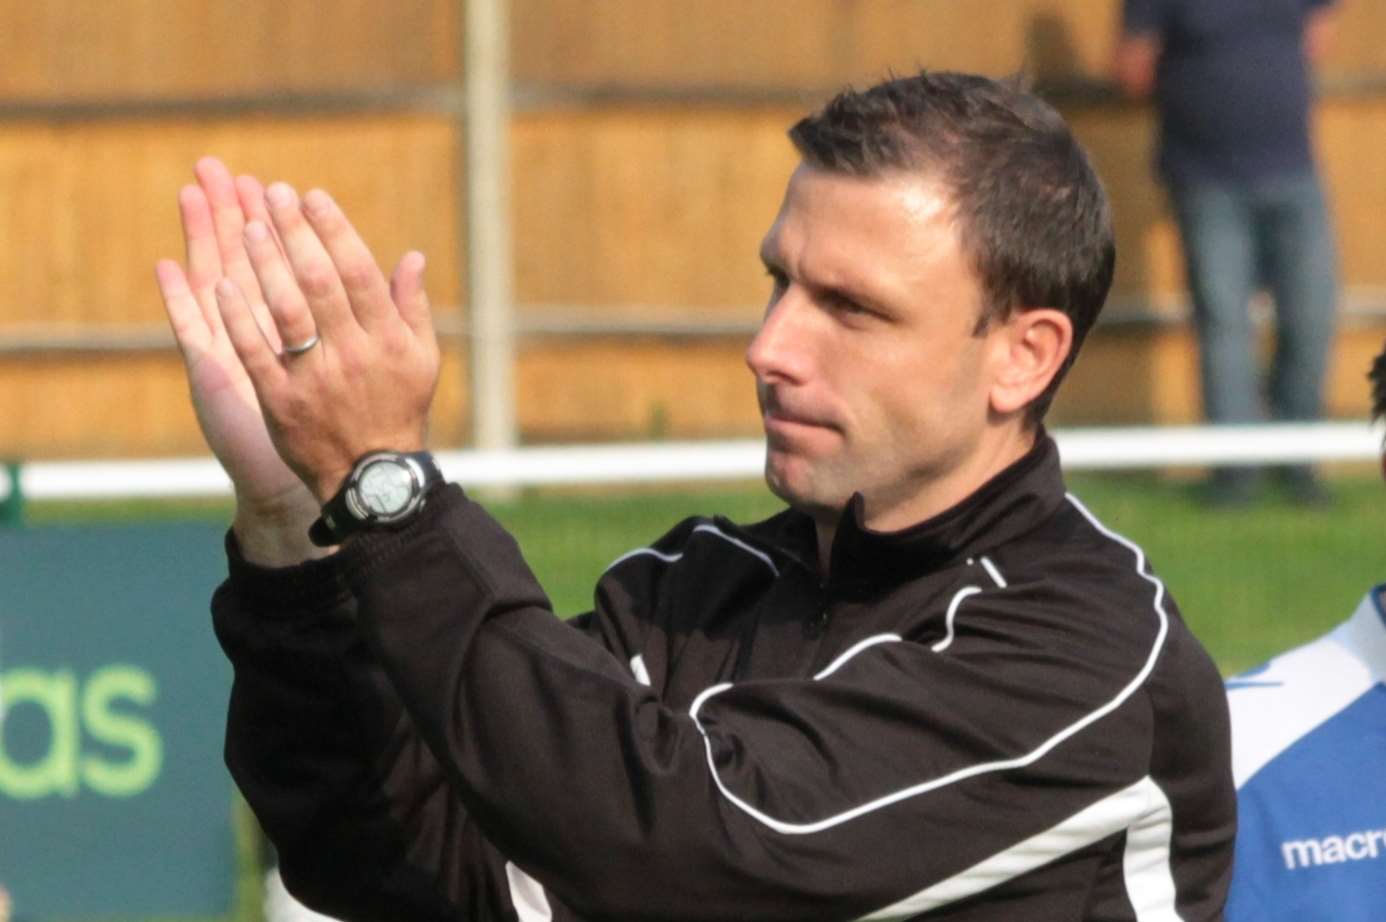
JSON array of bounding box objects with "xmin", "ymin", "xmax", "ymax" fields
[
  {"xmin": 760, "ymin": 396, "xmax": 833, "ymax": 438},
  {"xmin": 764, "ymin": 408, "xmax": 819, "ymax": 427}
]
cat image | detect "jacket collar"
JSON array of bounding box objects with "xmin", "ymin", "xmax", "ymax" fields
[
  {"xmin": 1346, "ymin": 587, "xmax": 1386, "ymax": 682},
  {"xmin": 741, "ymin": 432, "xmax": 1067, "ymax": 592}
]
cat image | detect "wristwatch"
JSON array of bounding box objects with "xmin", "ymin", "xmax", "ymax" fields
[{"xmin": 308, "ymin": 450, "xmax": 443, "ymax": 547}]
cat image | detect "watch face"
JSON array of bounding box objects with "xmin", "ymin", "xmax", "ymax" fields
[{"xmin": 355, "ymin": 459, "xmax": 417, "ymax": 517}]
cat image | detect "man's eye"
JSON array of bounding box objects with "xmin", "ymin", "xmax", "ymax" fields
[{"xmin": 827, "ymin": 292, "xmax": 868, "ymax": 316}]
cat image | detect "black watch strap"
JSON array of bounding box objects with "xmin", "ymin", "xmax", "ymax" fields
[{"xmin": 308, "ymin": 450, "xmax": 443, "ymax": 547}]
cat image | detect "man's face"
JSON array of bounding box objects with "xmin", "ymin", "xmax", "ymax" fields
[{"xmin": 748, "ymin": 164, "xmax": 1013, "ymax": 530}]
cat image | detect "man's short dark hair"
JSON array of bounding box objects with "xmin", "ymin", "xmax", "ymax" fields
[
  {"xmin": 788, "ymin": 70, "xmax": 1116, "ymax": 425},
  {"xmin": 1370, "ymin": 340, "xmax": 1386, "ymax": 424}
]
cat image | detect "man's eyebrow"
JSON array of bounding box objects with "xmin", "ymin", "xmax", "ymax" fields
[
  {"xmin": 814, "ymin": 269, "xmax": 884, "ymax": 309},
  {"xmin": 756, "ymin": 239, "xmax": 885, "ymax": 311},
  {"xmin": 824, "ymin": 282, "xmax": 884, "ymax": 314}
]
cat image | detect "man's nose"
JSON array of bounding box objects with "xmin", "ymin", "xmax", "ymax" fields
[{"xmin": 746, "ymin": 291, "xmax": 814, "ymax": 385}]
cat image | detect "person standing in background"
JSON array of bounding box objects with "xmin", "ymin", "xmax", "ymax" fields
[{"xmin": 1114, "ymin": 0, "xmax": 1340, "ymax": 505}]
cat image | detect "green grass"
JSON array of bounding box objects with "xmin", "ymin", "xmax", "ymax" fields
[{"xmin": 1065, "ymin": 468, "xmax": 1383, "ymax": 674}]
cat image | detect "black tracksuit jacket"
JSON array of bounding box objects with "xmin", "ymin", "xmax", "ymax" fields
[{"xmin": 214, "ymin": 435, "xmax": 1235, "ymax": 921}]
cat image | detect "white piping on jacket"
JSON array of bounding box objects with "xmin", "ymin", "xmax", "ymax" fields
[
  {"xmin": 605, "ymin": 522, "xmax": 779, "ymax": 577},
  {"xmin": 814, "ymin": 633, "xmax": 904, "ymax": 680},
  {"xmin": 931, "ymin": 586, "xmax": 982, "ymax": 653},
  {"xmin": 978, "ymin": 555, "xmax": 1007, "ymax": 588},
  {"xmin": 505, "ymin": 861, "xmax": 554, "ymax": 922},
  {"xmin": 855, "ymin": 776, "xmax": 1180, "ymax": 920},
  {"xmin": 686, "ymin": 492, "xmax": 1172, "ymax": 837}
]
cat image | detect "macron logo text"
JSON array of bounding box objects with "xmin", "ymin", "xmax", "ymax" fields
[{"xmin": 1282, "ymin": 828, "xmax": 1386, "ymax": 870}]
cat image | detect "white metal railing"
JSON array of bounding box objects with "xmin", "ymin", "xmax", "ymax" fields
[{"xmin": 1, "ymin": 422, "xmax": 1380, "ymax": 504}]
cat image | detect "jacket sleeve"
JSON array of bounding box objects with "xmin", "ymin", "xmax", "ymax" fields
[
  {"xmin": 344, "ymin": 485, "xmax": 1192, "ymax": 921},
  {"xmin": 213, "ymin": 532, "xmax": 549, "ymax": 921}
]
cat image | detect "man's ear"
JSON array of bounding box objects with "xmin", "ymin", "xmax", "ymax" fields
[{"xmin": 988, "ymin": 308, "xmax": 1074, "ymax": 416}]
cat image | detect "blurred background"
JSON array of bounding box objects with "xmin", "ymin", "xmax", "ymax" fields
[
  {"xmin": 2, "ymin": 1, "xmax": 1385, "ymax": 920},
  {"xmin": 2, "ymin": 0, "xmax": 1385, "ymax": 456}
]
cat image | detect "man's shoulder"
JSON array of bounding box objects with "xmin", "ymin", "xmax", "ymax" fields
[
  {"xmin": 1226, "ymin": 590, "xmax": 1385, "ymax": 787},
  {"xmin": 978, "ymin": 492, "xmax": 1203, "ymax": 667},
  {"xmin": 996, "ymin": 491, "xmax": 1236, "ymax": 686},
  {"xmin": 994, "ymin": 490, "xmax": 1169, "ymax": 596},
  {"xmin": 1226, "ymin": 595, "xmax": 1386, "ymax": 921}
]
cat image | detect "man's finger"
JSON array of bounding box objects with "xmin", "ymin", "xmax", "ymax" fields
[
  {"xmin": 180, "ymin": 184, "xmax": 221, "ymax": 291},
  {"xmin": 214, "ymin": 277, "xmax": 285, "ymax": 392},
  {"xmin": 177, "ymin": 183, "xmax": 227, "ymax": 338},
  {"xmin": 155, "ymin": 259, "xmax": 212, "ymax": 361},
  {"xmin": 264, "ymin": 182, "xmax": 356, "ymax": 339},
  {"xmin": 244, "ymin": 219, "xmax": 318, "ymax": 355},
  {"xmin": 196, "ymin": 157, "xmax": 264, "ymax": 309},
  {"xmin": 301, "ymin": 188, "xmax": 394, "ymax": 332},
  {"xmin": 236, "ymin": 175, "xmax": 287, "ymax": 256},
  {"xmin": 391, "ymin": 251, "xmax": 437, "ymax": 352},
  {"xmin": 232, "ymin": 176, "xmax": 288, "ymax": 351}
]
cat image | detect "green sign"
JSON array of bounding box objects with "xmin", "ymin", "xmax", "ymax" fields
[{"xmin": 1, "ymin": 521, "xmax": 235, "ymax": 918}]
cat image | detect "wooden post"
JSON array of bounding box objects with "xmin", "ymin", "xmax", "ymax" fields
[{"xmin": 464, "ymin": 0, "xmax": 517, "ymax": 456}]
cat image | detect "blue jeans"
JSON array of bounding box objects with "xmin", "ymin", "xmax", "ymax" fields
[{"xmin": 1170, "ymin": 172, "xmax": 1339, "ymax": 426}]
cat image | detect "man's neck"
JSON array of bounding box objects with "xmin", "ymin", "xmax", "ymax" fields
[{"xmin": 811, "ymin": 426, "xmax": 1039, "ymax": 578}]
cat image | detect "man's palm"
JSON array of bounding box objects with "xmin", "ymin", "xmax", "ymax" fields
[{"xmin": 156, "ymin": 159, "xmax": 314, "ymax": 517}]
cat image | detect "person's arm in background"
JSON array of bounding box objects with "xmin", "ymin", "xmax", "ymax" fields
[
  {"xmin": 1111, "ymin": 0, "xmax": 1165, "ymax": 100},
  {"xmin": 1304, "ymin": 0, "xmax": 1338, "ymax": 67}
]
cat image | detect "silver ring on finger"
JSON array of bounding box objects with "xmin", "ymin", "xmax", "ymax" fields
[{"xmin": 282, "ymin": 333, "xmax": 321, "ymax": 356}]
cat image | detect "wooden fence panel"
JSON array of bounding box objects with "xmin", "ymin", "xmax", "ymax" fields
[
  {"xmin": 1319, "ymin": 96, "xmax": 1386, "ymax": 291},
  {"xmin": 0, "ymin": 115, "xmax": 459, "ymax": 329},
  {"xmin": 0, "ymin": 0, "xmax": 456, "ymax": 100},
  {"xmin": 512, "ymin": 0, "xmax": 845, "ymax": 88},
  {"xmin": 4, "ymin": 1, "xmax": 1381, "ymax": 103},
  {"xmin": 511, "ymin": 0, "xmax": 1385, "ymax": 89},
  {"xmin": 3, "ymin": 0, "xmax": 1386, "ymax": 458},
  {"xmin": 511, "ymin": 106, "xmax": 798, "ymax": 314},
  {"xmin": 0, "ymin": 115, "xmax": 464, "ymax": 459},
  {"xmin": 1319, "ymin": 0, "xmax": 1386, "ymax": 79}
]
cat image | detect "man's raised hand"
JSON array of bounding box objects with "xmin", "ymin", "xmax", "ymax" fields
[
  {"xmin": 156, "ymin": 157, "xmax": 312, "ymax": 526},
  {"xmin": 212, "ymin": 182, "xmax": 440, "ymax": 505}
]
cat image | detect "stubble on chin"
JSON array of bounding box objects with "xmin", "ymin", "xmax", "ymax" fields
[{"xmin": 763, "ymin": 450, "xmax": 849, "ymax": 521}]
